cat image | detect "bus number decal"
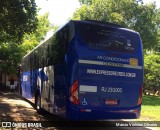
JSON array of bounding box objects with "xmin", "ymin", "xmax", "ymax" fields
[{"xmin": 101, "ymin": 87, "xmax": 122, "ymax": 93}]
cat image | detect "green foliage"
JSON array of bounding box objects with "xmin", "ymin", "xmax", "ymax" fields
[
  {"xmin": 0, "ymin": 43, "xmax": 22, "ymax": 74},
  {"xmin": 72, "ymin": 0, "xmax": 160, "ymax": 51},
  {"xmin": 79, "ymin": 0, "xmax": 93, "ymax": 5},
  {"xmin": 0, "ymin": 0, "xmax": 38, "ymax": 43},
  {"xmin": 144, "ymin": 53, "xmax": 160, "ymax": 90},
  {"xmin": 0, "ymin": 13, "xmax": 52, "ymax": 75},
  {"xmin": 20, "ymin": 13, "xmax": 52, "ymax": 56}
]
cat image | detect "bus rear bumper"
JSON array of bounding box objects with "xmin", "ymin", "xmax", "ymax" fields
[{"xmin": 67, "ymin": 106, "xmax": 141, "ymax": 120}]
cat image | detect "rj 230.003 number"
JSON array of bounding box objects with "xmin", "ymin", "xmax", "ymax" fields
[{"xmin": 101, "ymin": 87, "xmax": 122, "ymax": 93}]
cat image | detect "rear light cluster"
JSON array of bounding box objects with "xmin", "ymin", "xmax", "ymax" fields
[
  {"xmin": 69, "ymin": 80, "xmax": 80, "ymax": 105},
  {"xmin": 137, "ymin": 85, "xmax": 143, "ymax": 105}
]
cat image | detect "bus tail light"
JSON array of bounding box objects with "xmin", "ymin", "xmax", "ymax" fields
[
  {"xmin": 69, "ymin": 80, "xmax": 80, "ymax": 105},
  {"xmin": 137, "ymin": 85, "xmax": 143, "ymax": 105}
]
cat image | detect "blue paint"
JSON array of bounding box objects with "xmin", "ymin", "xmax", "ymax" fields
[{"xmin": 20, "ymin": 20, "xmax": 143, "ymax": 120}]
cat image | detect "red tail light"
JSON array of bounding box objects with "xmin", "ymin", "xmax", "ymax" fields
[
  {"xmin": 137, "ymin": 85, "xmax": 143, "ymax": 105},
  {"xmin": 69, "ymin": 80, "xmax": 80, "ymax": 105}
]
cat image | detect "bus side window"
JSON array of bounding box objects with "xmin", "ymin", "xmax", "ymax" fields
[
  {"xmin": 46, "ymin": 40, "xmax": 51, "ymax": 66},
  {"xmin": 62, "ymin": 26, "xmax": 69, "ymax": 53},
  {"xmin": 68, "ymin": 22, "xmax": 75, "ymax": 43},
  {"xmin": 38, "ymin": 46, "xmax": 42, "ymax": 68},
  {"xmin": 47, "ymin": 25, "xmax": 69, "ymax": 66},
  {"xmin": 30, "ymin": 52, "xmax": 34, "ymax": 71},
  {"xmin": 34, "ymin": 49, "xmax": 39, "ymax": 69},
  {"xmin": 43, "ymin": 42, "xmax": 48, "ymax": 67},
  {"xmin": 26, "ymin": 56, "xmax": 29, "ymax": 71},
  {"xmin": 41, "ymin": 44, "xmax": 45, "ymax": 67},
  {"xmin": 58, "ymin": 25, "xmax": 69, "ymax": 63},
  {"xmin": 33, "ymin": 50, "xmax": 36, "ymax": 69},
  {"xmin": 24, "ymin": 58, "xmax": 26, "ymax": 72},
  {"xmin": 48, "ymin": 33, "xmax": 59, "ymax": 65},
  {"xmin": 57, "ymin": 31, "xmax": 65, "ymax": 63},
  {"xmin": 47, "ymin": 43, "xmax": 50, "ymax": 66},
  {"xmin": 21, "ymin": 60, "xmax": 23, "ymax": 72},
  {"xmin": 24, "ymin": 58, "xmax": 26, "ymax": 71}
]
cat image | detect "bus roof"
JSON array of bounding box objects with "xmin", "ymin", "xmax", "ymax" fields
[
  {"xmin": 76, "ymin": 20, "xmax": 123, "ymax": 28},
  {"xmin": 22, "ymin": 20, "xmax": 139, "ymax": 60},
  {"xmin": 74, "ymin": 20, "xmax": 138, "ymax": 34}
]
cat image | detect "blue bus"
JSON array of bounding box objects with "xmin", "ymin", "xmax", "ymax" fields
[{"xmin": 20, "ymin": 20, "xmax": 143, "ymax": 120}]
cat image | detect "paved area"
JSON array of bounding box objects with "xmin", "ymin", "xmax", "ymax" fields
[
  {"xmin": 0, "ymin": 91, "xmax": 158, "ymax": 130},
  {"xmin": 0, "ymin": 91, "xmax": 59, "ymax": 129},
  {"xmin": 0, "ymin": 92, "xmax": 46, "ymax": 122}
]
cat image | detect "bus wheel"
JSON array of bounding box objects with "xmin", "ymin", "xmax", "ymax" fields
[{"xmin": 36, "ymin": 94, "xmax": 42, "ymax": 114}]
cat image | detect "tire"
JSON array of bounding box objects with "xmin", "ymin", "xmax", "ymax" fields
[{"xmin": 35, "ymin": 94, "xmax": 42, "ymax": 114}]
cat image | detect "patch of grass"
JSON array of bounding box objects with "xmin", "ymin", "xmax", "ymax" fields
[
  {"xmin": 141, "ymin": 95, "xmax": 160, "ymax": 121},
  {"xmin": 142, "ymin": 95, "xmax": 160, "ymax": 105}
]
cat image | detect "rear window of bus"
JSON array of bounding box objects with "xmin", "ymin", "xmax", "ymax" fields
[{"xmin": 76, "ymin": 22, "xmax": 139, "ymax": 54}]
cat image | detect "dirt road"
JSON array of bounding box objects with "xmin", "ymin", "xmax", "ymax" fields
[{"xmin": 0, "ymin": 92, "xmax": 47, "ymax": 122}]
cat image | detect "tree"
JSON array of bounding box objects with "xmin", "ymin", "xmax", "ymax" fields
[
  {"xmin": 0, "ymin": 0, "xmax": 38, "ymax": 43},
  {"xmin": 144, "ymin": 53, "xmax": 160, "ymax": 91},
  {"xmin": 19, "ymin": 13, "xmax": 53, "ymax": 56},
  {"xmin": 0, "ymin": 43, "xmax": 22, "ymax": 74},
  {"xmin": 72, "ymin": 0, "xmax": 160, "ymax": 51},
  {"xmin": 0, "ymin": 13, "xmax": 52, "ymax": 77},
  {"xmin": 79, "ymin": 0, "xmax": 92, "ymax": 5}
]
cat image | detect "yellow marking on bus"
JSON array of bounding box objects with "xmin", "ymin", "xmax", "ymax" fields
[{"xmin": 130, "ymin": 58, "xmax": 138, "ymax": 66}]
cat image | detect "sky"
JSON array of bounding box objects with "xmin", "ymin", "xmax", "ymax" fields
[
  {"xmin": 35, "ymin": 0, "xmax": 80, "ymax": 26},
  {"xmin": 35, "ymin": 0, "xmax": 160, "ymax": 26}
]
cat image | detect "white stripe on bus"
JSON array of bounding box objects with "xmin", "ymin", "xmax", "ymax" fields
[{"xmin": 79, "ymin": 59, "xmax": 142, "ymax": 69}]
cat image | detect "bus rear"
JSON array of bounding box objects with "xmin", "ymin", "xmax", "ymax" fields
[{"xmin": 67, "ymin": 21, "xmax": 143, "ymax": 120}]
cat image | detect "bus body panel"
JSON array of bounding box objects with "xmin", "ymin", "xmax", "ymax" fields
[{"xmin": 21, "ymin": 65, "xmax": 66, "ymax": 116}]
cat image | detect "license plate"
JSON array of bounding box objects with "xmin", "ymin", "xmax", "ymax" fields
[{"xmin": 105, "ymin": 99, "xmax": 117, "ymax": 105}]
